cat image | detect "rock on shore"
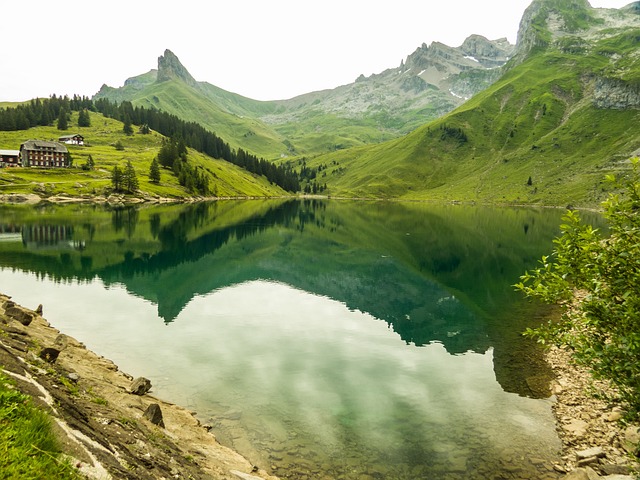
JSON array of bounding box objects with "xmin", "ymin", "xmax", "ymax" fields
[
  {"xmin": 0, "ymin": 294, "xmax": 278, "ymax": 480},
  {"xmin": 546, "ymin": 344, "xmax": 639, "ymax": 479}
]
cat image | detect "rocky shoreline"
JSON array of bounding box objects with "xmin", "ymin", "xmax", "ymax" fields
[
  {"xmin": 545, "ymin": 344, "xmax": 639, "ymax": 479},
  {"xmin": 1, "ymin": 292, "xmax": 639, "ymax": 479},
  {"xmin": 0, "ymin": 294, "xmax": 278, "ymax": 480},
  {"xmin": 0, "ymin": 192, "xmax": 292, "ymax": 207}
]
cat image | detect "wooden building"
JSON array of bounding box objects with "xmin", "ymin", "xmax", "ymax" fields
[
  {"xmin": 58, "ymin": 134, "xmax": 84, "ymax": 145},
  {"xmin": 19, "ymin": 140, "xmax": 69, "ymax": 168},
  {"xmin": 0, "ymin": 149, "xmax": 21, "ymax": 167}
]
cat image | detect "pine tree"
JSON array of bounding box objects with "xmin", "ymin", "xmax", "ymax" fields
[
  {"xmin": 78, "ymin": 109, "xmax": 91, "ymax": 127},
  {"xmin": 57, "ymin": 108, "xmax": 68, "ymax": 130},
  {"xmin": 111, "ymin": 165, "xmax": 123, "ymax": 191},
  {"xmin": 82, "ymin": 154, "xmax": 95, "ymax": 171},
  {"xmin": 123, "ymin": 160, "xmax": 139, "ymax": 193},
  {"xmin": 149, "ymin": 157, "xmax": 161, "ymax": 184},
  {"xmin": 123, "ymin": 116, "xmax": 134, "ymax": 136}
]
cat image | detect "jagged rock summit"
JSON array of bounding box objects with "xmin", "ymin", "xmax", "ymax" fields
[
  {"xmin": 398, "ymin": 34, "xmax": 514, "ymax": 92},
  {"xmin": 156, "ymin": 48, "xmax": 197, "ymax": 86},
  {"xmin": 512, "ymin": 0, "xmax": 640, "ymax": 66}
]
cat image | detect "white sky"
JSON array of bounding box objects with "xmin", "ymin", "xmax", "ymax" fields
[{"xmin": 0, "ymin": 0, "xmax": 634, "ymax": 102}]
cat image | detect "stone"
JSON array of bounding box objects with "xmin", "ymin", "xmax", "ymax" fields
[
  {"xmin": 605, "ymin": 411, "xmax": 624, "ymax": 422},
  {"xmin": 5, "ymin": 306, "xmax": 34, "ymax": 326},
  {"xmin": 576, "ymin": 447, "xmax": 605, "ymax": 460},
  {"xmin": 129, "ymin": 377, "xmax": 152, "ymax": 395},
  {"xmin": 35, "ymin": 304, "xmax": 43, "ymax": 315},
  {"xmin": 622, "ymin": 426, "xmax": 640, "ymax": 454},
  {"xmin": 67, "ymin": 373, "xmax": 80, "ymax": 383},
  {"xmin": 230, "ymin": 471, "xmax": 264, "ymax": 480},
  {"xmin": 3, "ymin": 324, "xmax": 27, "ymax": 336},
  {"xmin": 601, "ymin": 476, "xmax": 636, "ymax": 480},
  {"xmin": 577, "ymin": 457, "xmax": 600, "ymax": 467},
  {"xmin": 39, "ymin": 347, "xmax": 60, "ymax": 363},
  {"xmin": 143, "ymin": 403, "xmax": 165, "ymax": 428},
  {"xmin": 600, "ymin": 464, "xmax": 631, "ymax": 475},
  {"xmin": 53, "ymin": 334, "xmax": 70, "ymax": 350},
  {"xmin": 563, "ymin": 419, "xmax": 589, "ymax": 437},
  {"xmin": 564, "ymin": 467, "xmax": 600, "ymax": 480}
]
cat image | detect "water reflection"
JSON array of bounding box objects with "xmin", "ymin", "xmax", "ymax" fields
[
  {"xmin": 0, "ymin": 200, "xmax": 575, "ymax": 387},
  {"xmin": 0, "ymin": 199, "xmax": 590, "ymax": 478}
]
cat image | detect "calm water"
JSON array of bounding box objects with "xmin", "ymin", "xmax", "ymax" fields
[{"xmin": 0, "ymin": 199, "xmax": 595, "ymax": 479}]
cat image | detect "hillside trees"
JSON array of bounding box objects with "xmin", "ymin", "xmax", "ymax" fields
[
  {"xmin": 516, "ymin": 160, "xmax": 640, "ymax": 417},
  {"xmin": 111, "ymin": 165, "xmax": 123, "ymax": 191},
  {"xmin": 0, "ymin": 94, "xmax": 301, "ymax": 192},
  {"xmin": 78, "ymin": 109, "xmax": 91, "ymax": 127},
  {"xmin": 56, "ymin": 108, "xmax": 68, "ymax": 130},
  {"xmin": 111, "ymin": 161, "xmax": 139, "ymax": 193},
  {"xmin": 92, "ymin": 99, "xmax": 300, "ymax": 192},
  {"xmin": 123, "ymin": 160, "xmax": 139, "ymax": 193},
  {"xmin": 149, "ymin": 158, "xmax": 161, "ymax": 184}
]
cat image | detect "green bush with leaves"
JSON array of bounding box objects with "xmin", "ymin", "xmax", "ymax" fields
[{"xmin": 516, "ymin": 159, "xmax": 640, "ymax": 417}]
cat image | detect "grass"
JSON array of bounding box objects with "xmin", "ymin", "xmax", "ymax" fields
[
  {"xmin": 0, "ymin": 372, "xmax": 80, "ymax": 479},
  {"xmin": 300, "ymin": 33, "xmax": 640, "ymax": 207},
  {"xmin": 0, "ymin": 111, "xmax": 286, "ymax": 199}
]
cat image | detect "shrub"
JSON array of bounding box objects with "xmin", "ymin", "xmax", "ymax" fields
[{"xmin": 516, "ymin": 159, "xmax": 640, "ymax": 417}]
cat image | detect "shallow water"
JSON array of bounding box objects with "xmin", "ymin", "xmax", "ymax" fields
[{"xmin": 0, "ymin": 199, "xmax": 591, "ymax": 478}]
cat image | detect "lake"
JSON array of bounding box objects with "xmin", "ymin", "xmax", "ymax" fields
[{"xmin": 0, "ymin": 199, "xmax": 594, "ymax": 479}]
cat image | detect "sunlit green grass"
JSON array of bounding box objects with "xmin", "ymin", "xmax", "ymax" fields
[
  {"xmin": 0, "ymin": 373, "xmax": 79, "ymax": 479},
  {"xmin": 303, "ymin": 36, "xmax": 640, "ymax": 207},
  {"xmin": 0, "ymin": 111, "xmax": 286, "ymax": 198}
]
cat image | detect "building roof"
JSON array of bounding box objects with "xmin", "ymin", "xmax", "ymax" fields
[
  {"xmin": 58, "ymin": 134, "xmax": 84, "ymax": 140},
  {"xmin": 20, "ymin": 140, "xmax": 68, "ymax": 153},
  {"xmin": 0, "ymin": 149, "xmax": 20, "ymax": 156}
]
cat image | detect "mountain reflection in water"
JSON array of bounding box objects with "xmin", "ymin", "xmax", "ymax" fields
[{"xmin": 0, "ymin": 199, "xmax": 603, "ymax": 478}]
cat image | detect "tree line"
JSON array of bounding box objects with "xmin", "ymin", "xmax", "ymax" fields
[
  {"xmin": 0, "ymin": 95, "xmax": 300, "ymax": 192},
  {"xmin": 0, "ymin": 95, "xmax": 93, "ymax": 131},
  {"xmin": 92, "ymin": 98, "xmax": 300, "ymax": 192}
]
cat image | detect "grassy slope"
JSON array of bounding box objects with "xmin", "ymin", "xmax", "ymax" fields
[
  {"xmin": 308, "ymin": 30, "xmax": 640, "ymax": 206},
  {"xmin": 0, "ymin": 111, "xmax": 286, "ymax": 199},
  {"xmin": 0, "ymin": 373, "xmax": 79, "ymax": 478},
  {"xmin": 130, "ymin": 81, "xmax": 290, "ymax": 159},
  {"xmin": 98, "ymin": 76, "xmax": 450, "ymax": 161}
]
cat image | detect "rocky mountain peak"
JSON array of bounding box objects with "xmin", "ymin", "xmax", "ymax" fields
[
  {"xmin": 513, "ymin": 0, "xmax": 594, "ymax": 65},
  {"xmin": 460, "ymin": 35, "xmax": 515, "ymax": 66},
  {"xmin": 157, "ymin": 49, "xmax": 197, "ymax": 86}
]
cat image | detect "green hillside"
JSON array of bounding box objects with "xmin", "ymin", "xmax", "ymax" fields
[
  {"xmin": 305, "ymin": 0, "xmax": 640, "ymax": 206},
  {"xmin": 95, "ymin": 43, "xmax": 512, "ymax": 161},
  {"xmin": 0, "ymin": 111, "xmax": 286, "ymax": 199}
]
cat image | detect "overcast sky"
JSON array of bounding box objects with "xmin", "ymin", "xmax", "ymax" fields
[{"xmin": 0, "ymin": 0, "xmax": 634, "ymax": 102}]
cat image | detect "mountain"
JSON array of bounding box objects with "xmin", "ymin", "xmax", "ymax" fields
[
  {"xmin": 94, "ymin": 38, "xmax": 514, "ymax": 159},
  {"xmin": 305, "ymin": 0, "xmax": 640, "ymax": 206}
]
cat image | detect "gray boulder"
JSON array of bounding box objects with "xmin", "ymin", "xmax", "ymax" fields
[{"xmin": 129, "ymin": 377, "xmax": 152, "ymax": 395}]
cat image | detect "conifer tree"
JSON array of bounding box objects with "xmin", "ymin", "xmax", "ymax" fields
[
  {"xmin": 123, "ymin": 160, "xmax": 139, "ymax": 193},
  {"xmin": 78, "ymin": 109, "xmax": 91, "ymax": 127},
  {"xmin": 111, "ymin": 165, "xmax": 123, "ymax": 191},
  {"xmin": 149, "ymin": 157, "xmax": 161, "ymax": 184},
  {"xmin": 123, "ymin": 116, "xmax": 134, "ymax": 136},
  {"xmin": 57, "ymin": 108, "xmax": 68, "ymax": 130}
]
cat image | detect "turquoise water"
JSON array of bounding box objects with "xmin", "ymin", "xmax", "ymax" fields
[{"xmin": 0, "ymin": 200, "xmax": 584, "ymax": 479}]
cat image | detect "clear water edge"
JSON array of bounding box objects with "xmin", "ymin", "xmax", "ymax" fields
[{"xmin": 0, "ymin": 199, "xmax": 587, "ymax": 479}]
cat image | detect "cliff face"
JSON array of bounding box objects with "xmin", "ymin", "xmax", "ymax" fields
[
  {"xmin": 593, "ymin": 77, "xmax": 640, "ymax": 109},
  {"xmin": 156, "ymin": 49, "xmax": 197, "ymax": 86}
]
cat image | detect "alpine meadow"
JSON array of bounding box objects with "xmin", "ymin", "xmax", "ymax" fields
[{"xmin": 1, "ymin": 1, "xmax": 640, "ymax": 479}]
